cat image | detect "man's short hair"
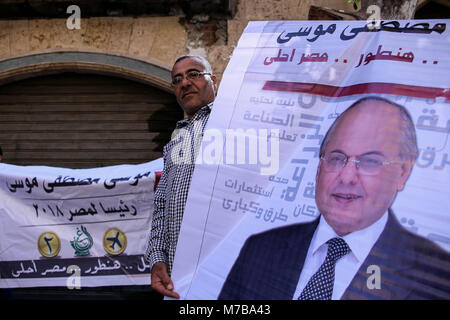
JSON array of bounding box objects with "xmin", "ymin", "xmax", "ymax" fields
[
  {"xmin": 0, "ymin": 146, "xmax": 2, "ymax": 156},
  {"xmin": 173, "ymin": 55, "xmax": 213, "ymax": 74},
  {"xmin": 319, "ymin": 96, "xmax": 419, "ymax": 160}
]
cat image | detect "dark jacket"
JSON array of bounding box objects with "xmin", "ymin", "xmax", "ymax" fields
[{"xmin": 219, "ymin": 212, "xmax": 450, "ymax": 300}]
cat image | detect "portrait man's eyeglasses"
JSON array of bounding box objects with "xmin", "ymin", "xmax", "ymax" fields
[
  {"xmin": 320, "ymin": 151, "xmax": 401, "ymax": 175},
  {"xmin": 171, "ymin": 71, "xmax": 211, "ymax": 86}
]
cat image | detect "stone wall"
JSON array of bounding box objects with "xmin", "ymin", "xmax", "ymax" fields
[
  {"xmin": 0, "ymin": 0, "xmax": 357, "ymax": 83},
  {"xmin": 0, "ymin": 16, "xmax": 187, "ymax": 70}
]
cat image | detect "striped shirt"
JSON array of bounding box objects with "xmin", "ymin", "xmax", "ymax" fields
[{"xmin": 145, "ymin": 103, "xmax": 212, "ymax": 274}]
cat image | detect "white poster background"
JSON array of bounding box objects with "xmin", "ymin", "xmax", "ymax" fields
[
  {"xmin": 172, "ymin": 20, "xmax": 450, "ymax": 299},
  {"xmin": 0, "ymin": 158, "xmax": 163, "ymax": 288}
]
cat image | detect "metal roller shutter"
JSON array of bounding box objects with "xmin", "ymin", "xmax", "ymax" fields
[{"xmin": 0, "ymin": 72, "xmax": 181, "ymax": 168}]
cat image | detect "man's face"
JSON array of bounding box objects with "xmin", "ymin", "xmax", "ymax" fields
[
  {"xmin": 315, "ymin": 101, "xmax": 414, "ymax": 236},
  {"xmin": 171, "ymin": 57, "xmax": 217, "ymax": 118}
]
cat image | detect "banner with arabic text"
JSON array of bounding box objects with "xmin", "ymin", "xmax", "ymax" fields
[
  {"xmin": 171, "ymin": 19, "xmax": 450, "ymax": 299},
  {"xmin": 0, "ymin": 158, "xmax": 162, "ymax": 288}
]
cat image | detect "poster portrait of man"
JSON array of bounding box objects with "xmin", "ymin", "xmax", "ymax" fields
[{"xmin": 219, "ymin": 97, "xmax": 450, "ymax": 300}]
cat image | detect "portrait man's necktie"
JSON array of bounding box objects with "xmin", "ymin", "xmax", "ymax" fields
[{"xmin": 298, "ymin": 237, "xmax": 350, "ymax": 300}]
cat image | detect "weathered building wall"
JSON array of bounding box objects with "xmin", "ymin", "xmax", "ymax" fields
[
  {"xmin": 0, "ymin": 0, "xmax": 359, "ymax": 82},
  {"xmin": 0, "ymin": 16, "xmax": 187, "ymax": 72}
]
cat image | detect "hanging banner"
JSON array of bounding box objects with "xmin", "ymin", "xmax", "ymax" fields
[
  {"xmin": 171, "ymin": 19, "xmax": 450, "ymax": 299},
  {"xmin": 0, "ymin": 158, "xmax": 163, "ymax": 288}
]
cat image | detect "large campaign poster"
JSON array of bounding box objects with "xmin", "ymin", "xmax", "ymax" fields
[
  {"xmin": 0, "ymin": 158, "xmax": 162, "ymax": 288},
  {"xmin": 171, "ymin": 19, "xmax": 450, "ymax": 299}
]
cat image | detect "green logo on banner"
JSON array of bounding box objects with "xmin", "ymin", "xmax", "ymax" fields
[{"xmin": 70, "ymin": 225, "xmax": 93, "ymax": 256}]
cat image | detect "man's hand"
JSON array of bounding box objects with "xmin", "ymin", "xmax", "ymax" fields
[{"xmin": 151, "ymin": 262, "xmax": 180, "ymax": 299}]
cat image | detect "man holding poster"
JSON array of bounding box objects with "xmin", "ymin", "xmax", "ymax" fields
[
  {"xmin": 144, "ymin": 55, "xmax": 218, "ymax": 298},
  {"xmin": 219, "ymin": 97, "xmax": 450, "ymax": 300}
]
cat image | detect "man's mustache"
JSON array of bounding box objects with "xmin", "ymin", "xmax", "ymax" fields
[{"xmin": 181, "ymin": 90, "xmax": 198, "ymax": 99}]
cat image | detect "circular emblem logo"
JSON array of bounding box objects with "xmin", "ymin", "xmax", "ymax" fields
[
  {"xmin": 37, "ymin": 231, "xmax": 61, "ymax": 258},
  {"xmin": 103, "ymin": 227, "xmax": 127, "ymax": 255}
]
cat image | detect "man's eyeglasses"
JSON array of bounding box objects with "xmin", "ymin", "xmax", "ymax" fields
[
  {"xmin": 320, "ymin": 152, "xmax": 400, "ymax": 175},
  {"xmin": 171, "ymin": 71, "xmax": 211, "ymax": 86}
]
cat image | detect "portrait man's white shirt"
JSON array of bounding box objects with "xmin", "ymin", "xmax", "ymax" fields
[{"xmin": 293, "ymin": 212, "xmax": 388, "ymax": 300}]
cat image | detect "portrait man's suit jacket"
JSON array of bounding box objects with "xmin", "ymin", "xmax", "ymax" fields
[{"xmin": 218, "ymin": 211, "xmax": 450, "ymax": 300}]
